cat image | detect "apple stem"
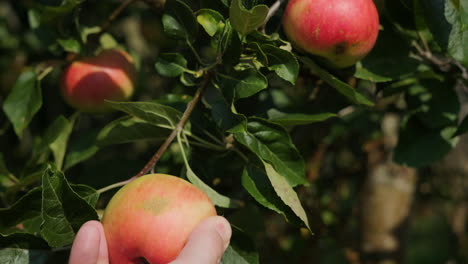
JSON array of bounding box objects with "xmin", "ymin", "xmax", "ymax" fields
[
  {"xmin": 97, "ymin": 177, "xmax": 136, "ymax": 194},
  {"xmin": 135, "ymin": 72, "xmax": 214, "ymax": 178},
  {"xmin": 97, "ymin": 0, "xmax": 138, "ymax": 37}
]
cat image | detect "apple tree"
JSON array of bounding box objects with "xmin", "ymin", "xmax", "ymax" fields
[{"xmin": 0, "ymin": 0, "xmax": 467, "ymax": 263}]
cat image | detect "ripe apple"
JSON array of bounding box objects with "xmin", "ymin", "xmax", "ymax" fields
[
  {"xmin": 102, "ymin": 174, "xmax": 217, "ymax": 264},
  {"xmin": 282, "ymin": 0, "xmax": 380, "ymax": 68},
  {"xmin": 60, "ymin": 49, "xmax": 136, "ymax": 112}
]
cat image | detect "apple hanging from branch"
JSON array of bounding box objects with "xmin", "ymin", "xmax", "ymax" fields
[
  {"xmin": 60, "ymin": 49, "xmax": 136, "ymax": 112},
  {"xmin": 102, "ymin": 174, "xmax": 217, "ymax": 264},
  {"xmin": 282, "ymin": 0, "xmax": 380, "ymax": 68}
]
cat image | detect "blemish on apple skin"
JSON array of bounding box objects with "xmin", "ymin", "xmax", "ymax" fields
[
  {"xmin": 140, "ymin": 198, "xmax": 170, "ymax": 216},
  {"xmin": 313, "ymin": 27, "xmax": 321, "ymax": 39},
  {"xmin": 334, "ymin": 42, "xmax": 348, "ymax": 55}
]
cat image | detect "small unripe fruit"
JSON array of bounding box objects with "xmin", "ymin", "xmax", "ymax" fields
[
  {"xmin": 102, "ymin": 174, "xmax": 217, "ymax": 264},
  {"xmin": 60, "ymin": 49, "xmax": 136, "ymax": 112},
  {"xmin": 283, "ymin": 0, "xmax": 380, "ymax": 68}
]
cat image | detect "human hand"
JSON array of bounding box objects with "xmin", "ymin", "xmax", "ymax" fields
[{"xmin": 69, "ymin": 216, "xmax": 232, "ymax": 264}]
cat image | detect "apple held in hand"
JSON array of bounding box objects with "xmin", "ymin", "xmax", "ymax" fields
[
  {"xmin": 283, "ymin": 0, "xmax": 380, "ymax": 68},
  {"xmin": 61, "ymin": 49, "xmax": 136, "ymax": 112},
  {"xmin": 102, "ymin": 174, "xmax": 217, "ymax": 264}
]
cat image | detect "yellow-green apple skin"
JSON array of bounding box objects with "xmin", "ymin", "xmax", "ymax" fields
[
  {"xmin": 283, "ymin": 0, "xmax": 380, "ymax": 68},
  {"xmin": 60, "ymin": 49, "xmax": 136, "ymax": 112},
  {"xmin": 102, "ymin": 174, "xmax": 216, "ymax": 264}
]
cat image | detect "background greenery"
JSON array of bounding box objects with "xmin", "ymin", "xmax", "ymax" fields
[{"xmin": 0, "ymin": 0, "xmax": 467, "ymax": 263}]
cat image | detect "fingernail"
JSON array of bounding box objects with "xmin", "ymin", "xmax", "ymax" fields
[{"xmin": 215, "ymin": 219, "xmax": 232, "ymax": 251}]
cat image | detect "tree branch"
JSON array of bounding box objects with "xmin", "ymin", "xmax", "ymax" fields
[
  {"xmin": 97, "ymin": 73, "xmax": 213, "ymax": 194},
  {"xmin": 413, "ymin": 37, "xmax": 468, "ymax": 80},
  {"xmin": 261, "ymin": 0, "xmax": 284, "ymax": 32},
  {"xmin": 136, "ymin": 72, "xmax": 213, "ymax": 177},
  {"xmin": 97, "ymin": 0, "xmax": 138, "ymax": 37}
]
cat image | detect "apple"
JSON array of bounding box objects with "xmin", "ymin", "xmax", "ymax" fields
[
  {"xmin": 102, "ymin": 174, "xmax": 217, "ymax": 264},
  {"xmin": 60, "ymin": 49, "xmax": 136, "ymax": 112},
  {"xmin": 282, "ymin": 0, "xmax": 380, "ymax": 68}
]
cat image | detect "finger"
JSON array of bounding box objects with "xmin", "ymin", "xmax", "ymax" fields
[
  {"xmin": 69, "ymin": 220, "xmax": 109, "ymax": 264},
  {"xmin": 170, "ymin": 216, "xmax": 232, "ymax": 264},
  {"xmin": 95, "ymin": 221, "xmax": 109, "ymax": 264}
]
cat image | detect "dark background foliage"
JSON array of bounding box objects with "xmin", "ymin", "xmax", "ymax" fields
[{"xmin": 0, "ymin": 0, "xmax": 467, "ymax": 263}]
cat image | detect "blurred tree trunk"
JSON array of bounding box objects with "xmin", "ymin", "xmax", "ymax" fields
[
  {"xmin": 360, "ymin": 114, "xmax": 417, "ymax": 264},
  {"xmin": 433, "ymin": 80, "xmax": 468, "ymax": 260}
]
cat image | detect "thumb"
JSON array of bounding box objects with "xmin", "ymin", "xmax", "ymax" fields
[
  {"xmin": 170, "ymin": 216, "xmax": 232, "ymax": 264},
  {"xmin": 69, "ymin": 220, "xmax": 109, "ymax": 264}
]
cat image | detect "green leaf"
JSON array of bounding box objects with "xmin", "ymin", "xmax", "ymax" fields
[
  {"xmin": 162, "ymin": 0, "xmax": 198, "ymax": 42},
  {"xmin": 0, "ymin": 248, "xmax": 49, "ymax": 264},
  {"xmin": 38, "ymin": 116, "xmax": 74, "ymax": 170},
  {"xmin": 461, "ymin": 0, "xmax": 468, "ymax": 28},
  {"xmin": 196, "ymin": 9, "xmax": 225, "ymax": 37},
  {"xmin": 177, "ymin": 133, "xmax": 239, "ymax": 208},
  {"xmin": 40, "ymin": 166, "xmax": 98, "ymax": 247},
  {"xmin": 80, "ymin": 26, "xmax": 100, "ymax": 43},
  {"xmin": 105, "ymin": 101, "xmax": 191, "ymax": 133},
  {"xmin": 420, "ymin": 0, "xmax": 468, "ymax": 65},
  {"xmin": 0, "ymin": 233, "xmax": 49, "ymax": 249},
  {"xmin": 354, "ymin": 25, "xmax": 419, "ymax": 82},
  {"xmin": 155, "ymin": 53, "xmax": 188, "ymax": 77},
  {"xmin": 203, "ymin": 83, "xmax": 240, "ymax": 131},
  {"xmin": 0, "ymin": 153, "xmax": 17, "ymax": 189},
  {"xmin": 242, "ymin": 165, "xmax": 303, "ymax": 226},
  {"xmin": 33, "ymin": 0, "xmax": 84, "ymax": 23},
  {"xmin": 247, "ymin": 42, "xmax": 268, "ymax": 66},
  {"xmin": 97, "ymin": 116, "xmax": 171, "ymax": 146},
  {"xmin": 220, "ymin": 227, "xmax": 259, "ymax": 264},
  {"xmin": 3, "ymin": 165, "xmax": 49, "ymax": 204},
  {"xmin": 259, "ymin": 44, "xmax": 299, "ymax": 84},
  {"xmin": 219, "ymin": 21, "xmax": 242, "ymax": 65},
  {"xmin": 221, "ymin": 245, "xmax": 258, "ymax": 264},
  {"xmin": 267, "ymin": 109, "xmax": 337, "ymax": 126},
  {"xmin": 64, "ymin": 130, "xmax": 100, "ymax": 170},
  {"xmin": 230, "ymin": 118, "xmax": 306, "ymax": 186},
  {"xmin": 70, "ymin": 184, "xmax": 99, "ymax": 207},
  {"xmin": 229, "ymin": 0, "xmax": 268, "ymax": 35},
  {"xmin": 1, "ymin": 248, "xmax": 50, "ymax": 264},
  {"xmin": 394, "ymin": 116, "xmax": 458, "ymax": 168},
  {"xmin": 0, "ymin": 188, "xmax": 42, "ymax": 234},
  {"xmin": 217, "ymin": 69, "xmax": 268, "ymax": 100},
  {"xmin": 405, "ymin": 80, "xmax": 459, "ymax": 129},
  {"xmin": 99, "ymin": 33, "xmax": 118, "ymax": 49},
  {"xmin": 2, "ymin": 71, "xmax": 42, "ymax": 138},
  {"xmin": 262, "ymin": 162, "xmax": 310, "ymax": 229},
  {"xmin": 300, "ymin": 57, "xmax": 374, "ymax": 106},
  {"xmin": 181, "ymin": 72, "xmax": 201, "ymax": 87},
  {"xmin": 57, "ymin": 38, "xmax": 81, "ymax": 53}
]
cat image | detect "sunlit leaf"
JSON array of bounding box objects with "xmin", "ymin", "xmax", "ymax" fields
[{"xmin": 229, "ymin": 0, "xmax": 268, "ymax": 35}]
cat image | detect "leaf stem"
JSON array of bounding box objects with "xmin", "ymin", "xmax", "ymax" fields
[
  {"xmin": 135, "ymin": 72, "xmax": 213, "ymax": 177},
  {"xmin": 188, "ymin": 134, "xmax": 226, "ymax": 151},
  {"xmin": 187, "ymin": 40, "xmax": 205, "ymax": 65}
]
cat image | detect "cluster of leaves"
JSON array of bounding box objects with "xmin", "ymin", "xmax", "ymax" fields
[{"xmin": 0, "ymin": 0, "xmax": 467, "ymax": 263}]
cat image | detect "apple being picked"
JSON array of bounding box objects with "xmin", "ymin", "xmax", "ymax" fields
[
  {"xmin": 102, "ymin": 174, "xmax": 217, "ymax": 264},
  {"xmin": 283, "ymin": 0, "xmax": 380, "ymax": 68},
  {"xmin": 60, "ymin": 49, "xmax": 136, "ymax": 112}
]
